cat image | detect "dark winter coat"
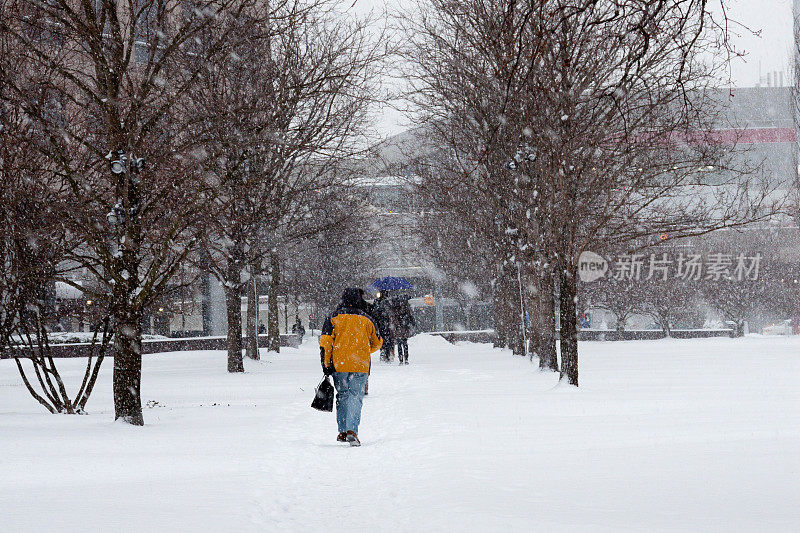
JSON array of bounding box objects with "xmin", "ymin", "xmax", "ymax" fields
[
  {"xmin": 372, "ymin": 296, "xmax": 395, "ymax": 339},
  {"xmin": 390, "ymin": 296, "xmax": 416, "ymax": 339}
]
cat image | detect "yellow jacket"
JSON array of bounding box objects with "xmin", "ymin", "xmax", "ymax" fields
[{"xmin": 320, "ymin": 305, "xmax": 382, "ymax": 374}]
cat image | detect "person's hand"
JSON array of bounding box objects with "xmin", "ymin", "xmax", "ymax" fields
[{"xmin": 320, "ymin": 346, "xmax": 333, "ymax": 375}]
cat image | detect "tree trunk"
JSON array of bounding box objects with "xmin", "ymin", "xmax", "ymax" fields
[
  {"xmin": 267, "ymin": 251, "xmax": 280, "ymax": 353},
  {"xmin": 201, "ymin": 269, "xmax": 212, "ymax": 336},
  {"xmin": 559, "ymin": 267, "xmax": 579, "ymax": 386},
  {"xmin": 660, "ymin": 313, "xmax": 672, "ymax": 338},
  {"xmin": 225, "ymin": 286, "xmax": 244, "ymax": 373},
  {"xmin": 113, "ymin": 308, "xmax": 145, "ymax": 424},
  {"xmin": 735, "ymin": 319, "xmax": 745, "ymax": 337},
  {"xmin": 511, "ymin": 290, "xmax": 524, "ymax": 355},
  {"xmin": 530, "ymin": 320, "xmax": 543, "ymax": 360},
  {"xmin": 492, "ymin": 279, "xmax": 506, "ymax": 349},
  {"xmin": 245, "ymin": 274, "xmax": 259, "ymax": 360},
  {"xmin": 499, "ymin": 268, "xmax": 523, "ymax": 355},
  {"xmin": 537, "ymin": 271, "xmax": 559, "ymax": 372}
]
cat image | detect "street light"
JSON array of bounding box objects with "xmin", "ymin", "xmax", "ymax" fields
[
  {"xmin": 504, "ymin": 144, "xmax": 538, "ymax": 357},
  {"xmin": 107, "ymin": 150, "xmax": 145, "ymax": 175},
  {"xmin": 107, "ymin": 150, "xmax": 127, "ymax": 174},
  {"xmin": 106, "ymin": 200, "xmax": 125, "ymax": 226},
  {"xmin": 504, "ymin": 145, "xmax": 536, "ymax": 171},
  {"xmin": 105, "ymin": 149, "xmax": 146, "ymax": 228},
  {"xmin": 110, "ymin": 160, "xmax": 126, "ymax": 174}
]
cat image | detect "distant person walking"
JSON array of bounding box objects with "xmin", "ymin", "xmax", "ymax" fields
[
  {"xmin": 374, "ymin": 292, "xmax": 395, "ymax": 362},
  {"xmin": 391, "ymin": 295, "xmax": 416, "ymax": 365},
  {"xmin": 291, "ymin": 315, "xmax": 305, "ymax": 340},
  {"xmin": 320, "ymin": 288, "xmax": 382, "ymax": 446}
]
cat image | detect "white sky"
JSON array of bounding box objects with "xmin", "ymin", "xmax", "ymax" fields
[
  {"xmin": 347, "ymin": 0, "xmax": 797, "ymax": 137},
  {"xmin": 721, "ymin": 0, "xmax": 794, "ymax": 85}
]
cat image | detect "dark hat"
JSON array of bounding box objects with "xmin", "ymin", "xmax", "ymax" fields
[{"xmin": 341, "ymin": 287, "xmax": 363, "ymax": 307}]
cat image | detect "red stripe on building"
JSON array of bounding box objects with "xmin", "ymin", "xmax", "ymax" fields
[
  {"xmin": 705, "ymin": 128, "xmax": 797, "ymax": 144},
  {"xmin": 624, "ymin": 128, "xmax": 797, "ymax": 146}
]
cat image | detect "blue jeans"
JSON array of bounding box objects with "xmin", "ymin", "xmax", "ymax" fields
[{"xmin": 332, "ymin": 372, "xmax": 368, "ymax": 435}]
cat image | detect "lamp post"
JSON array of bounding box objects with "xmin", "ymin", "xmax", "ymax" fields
[
  {"xmin": 515, "ymin": 261, "xmax": 527, "ymax": 356},
  {"xmin": 105, "ymin": 148, "xmax": 147, "ymax": 424},
  {"xmin": 505, "ymin": 145, "xmax": 537, "ymax": 356},
  {"xmin": 105, "ymin": 150, "xmax": 145, "ymax": 228}
]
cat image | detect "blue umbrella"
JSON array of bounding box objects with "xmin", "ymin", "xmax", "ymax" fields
[{"xmin": 369, "ymin": 276, "xmax": 414, "ymax": 290}]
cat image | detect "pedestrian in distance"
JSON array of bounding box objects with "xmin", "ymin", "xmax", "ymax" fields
[
  {"xmin": 374, "ymin": 291, "xmax": 395, "ymax": 362},
  {"xmin": 291, "ymin": 315, "xmax": 305, "ymax": 340},
  {"xmin": 320, "ymin": 288, "xmax": 383, "ymax": 446},
  {"xmin": 391, "ymin": 294, "xmax": 416, "ymax": 365}
]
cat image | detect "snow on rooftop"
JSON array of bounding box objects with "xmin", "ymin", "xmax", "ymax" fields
[
  {"xmin": 55, "ymin": 281, "xmax": 84, "ymax": 300},
  {"xmin": 348, "ymin": 174, "xmax": 421, "ymax": 188}
]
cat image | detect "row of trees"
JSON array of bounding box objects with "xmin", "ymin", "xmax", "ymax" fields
[
  {"xmin": 403, "ymin": 0, "xmax": 784, "ymax": 385},
  {"xmin": 1, "ymin": 0, "xmax": 794, "ymax": 423},
  {"xmin": 0, "ymin": 110, "xmax": 110, "ymax": 414},
  {"xmin": 584, "ymin": 229, "xmax": 800, "ymax": 337},
  {"xmin": 0, "ymin": 0, "xmax": 385, "ymax": 424}
]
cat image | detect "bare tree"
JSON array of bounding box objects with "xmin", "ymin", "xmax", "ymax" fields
[
  {"xmin": 696, "ymin": 229, "xmax": 779, "ymax": 336},
  {"xmin": 639, "ymin": 276, "xmax": 703, "ymax": 336},
  {"xmin": 0, "ymin": 95, "xmax": 110, "ymax": 414},
  {"xmin": 0, "ymin": 0, "xmax": 261, "ymax": 424},
  {"xmin": 186, "ymin": 0, "xmax": 386, "ymax": 371},
  {"xmin": 583, "ymin": 276, "xmax": 647, "ymax": 334},
  {"xmin": 403, "ymin": 0, "xmax": 780, "ymax": 386}
]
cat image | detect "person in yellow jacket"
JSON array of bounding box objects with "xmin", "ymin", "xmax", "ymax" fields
[{"xmin": 320, "ymin": 288, "xmax": 382, "ymax": 446}]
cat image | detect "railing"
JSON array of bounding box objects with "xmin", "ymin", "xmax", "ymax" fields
[
  {"xmin": 1, "ymin": 333, "xmax": 300, "ymax": 359},
  {"xmin": 429, "ymin": 330, "xmax": 496, "ymax": 344},
  {"xmin": 429, "ymin": 328, "xmax": 735, "ymax": 345},
  {"xmin": 578, "ymin": 329, "xmax": 735, "ymax": 341}
]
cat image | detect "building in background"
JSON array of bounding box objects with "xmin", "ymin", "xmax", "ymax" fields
[{"xmin": 79, "ymin": 87, "xmax": 796, "ymax": 337}]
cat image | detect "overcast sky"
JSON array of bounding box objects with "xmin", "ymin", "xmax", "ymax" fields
[
  {"xmin": 348, "ymin": 0, "xmax": 797, "ymax": 137},
  {"xmin": 722, "ymin": 0, "xmax": 794, "ymax": 85}
]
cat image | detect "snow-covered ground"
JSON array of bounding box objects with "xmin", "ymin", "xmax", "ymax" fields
[
  {"xmin": 1, "ymin": 334, "xmax": 798, "ymax": 532},
  {"xmin": 10, "ymin": 331, "xmax": 169, "ymax": 344}
]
